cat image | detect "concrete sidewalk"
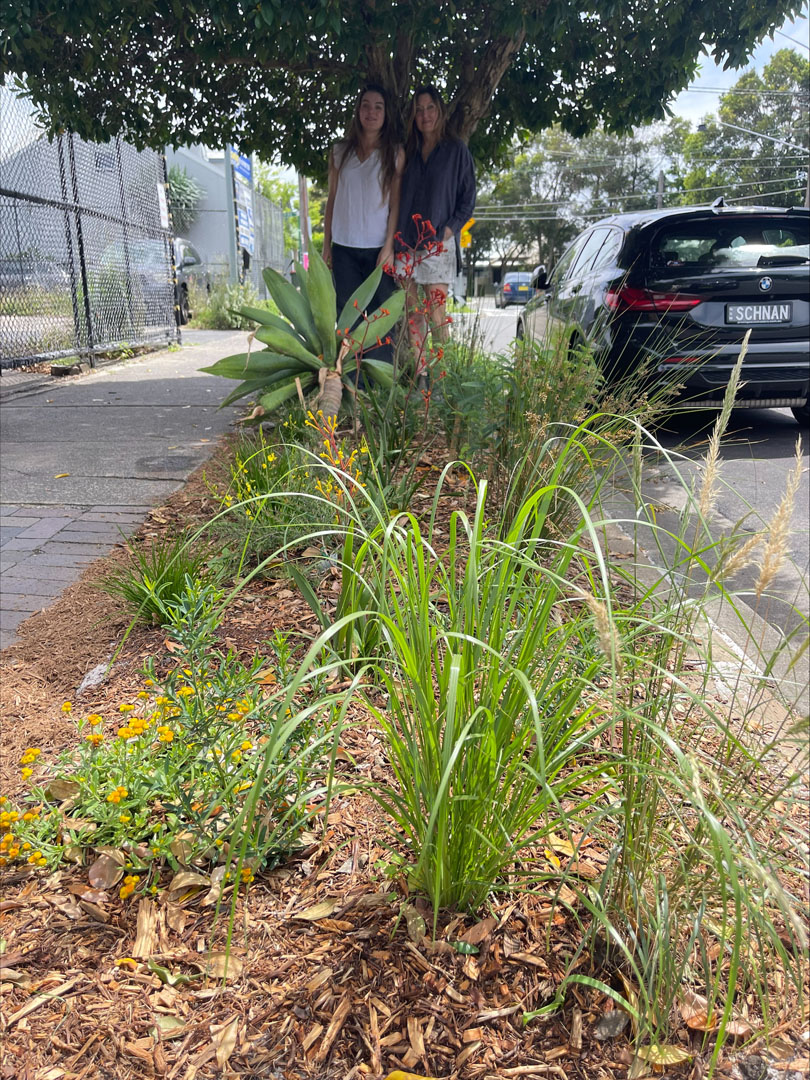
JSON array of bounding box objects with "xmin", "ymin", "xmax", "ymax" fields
[{"xmin": 0, "ymin": 331, "xmax": 250, "ymax": 649}]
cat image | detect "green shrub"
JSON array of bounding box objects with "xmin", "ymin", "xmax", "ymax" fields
[
  {"xmin": 3, "ymin": 581, "xmax": 346, "ymax": 889},
  {"xmin": 98, "ymin": 532, "xmax": 215, "ymax": 623},
  {"xmin": 190, "ymin": 279, "xmax": 279, "ymax": 331}
]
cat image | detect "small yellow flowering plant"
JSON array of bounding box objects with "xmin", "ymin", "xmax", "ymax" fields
[{"xmin": 1, "ymin": 582, "xmax": 337, "ymax": 890}]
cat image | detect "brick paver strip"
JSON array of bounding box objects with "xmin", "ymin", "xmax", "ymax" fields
[
  {"xmin": 79, "ymin": 518, "xmax": 147, "ymax": 527},
  {"xmin": 88, "ymin": 506, "xmax": 154, "ymax": 514},
  {"xmin": 1, "ymin": 594, "xmax": 53, "ymax": 612},
  {"xmin": 18, "ymin": 553, "xmax": 101, "ymax": 567},
  {"xmin": 2, "ymin": 538, "xmax": 46, "ymax": 551},
  {"xmin": 0, "ymin": 555, "xmax": 26, "ymax": 571},
  {"xmin": 42, "ymin": 541, "xmax": 116, "ymax": 556},
  {"xmin": 60, "ymin": 521, "xmax": 138, "ymax": 536},
  {"xmin": 0, "ymin": 506, "xmax": 21, "ymax": 517},
  {"xmin": 0, "ymin": 517, "xmax": 39, "ymax": 528},
  {"xmin": 2, "ymin": 507, "xmax": 83, "ymax": 518},
  {"xmin": 2, "ymin": 564, "xmax": 83, "ymax": 583},
  {"xmin": 0, "ymin": 612, "xmax": 27, "ymax": 631},
  {"xmin": 15, "ymin": 518, "xmax": 76, "ymax": 540},
  {"xmin": 0, "ymin": 577, "xmax": 73, "ymax": 597}
]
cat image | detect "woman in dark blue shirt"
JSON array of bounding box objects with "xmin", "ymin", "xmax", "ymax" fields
[{"xmin": 395, "ymin": 86, "xmax": 476, "ymax": 380}]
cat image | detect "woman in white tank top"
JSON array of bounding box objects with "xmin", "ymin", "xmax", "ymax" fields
[{"xmin": 323, "ymin": 84, "xmax": 404, "ymax": 365}]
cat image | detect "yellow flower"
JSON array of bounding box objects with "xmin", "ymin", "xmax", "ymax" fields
[
  {"xmin": 87, "ymin": 714, "xmax": 103, "ymax": 726},
  {"xmin": 119, "ymin": 874, "xmax": 140, "ymax": 900},
  {"xmin": 117, "ymin": 727, "xmax": 133, "ymax": 740},
  {"xmin": 22, "ymin": 812, "xmax": 35, "ymax": 822},
  {"xmin": 22, "ymin": 842, "xmax": 31, "ymax": 851},
  {"xmin": 144, "ymin": 678, "xmax": 154, "ymax": 687},
  {"xmin": 119, "ymin": 703, "xmax": 135, "ymax": 713},
  {"xmin": 21, "ymin": 768, "xmax": 33, "ymax": 780},
  {"xmin": 107, "ymin": 785, "xmax": 128, "ymax": 804},
  {"xmin": 157, "ymin": 726, "xmax": 174, "ymax": 743},
  {"xmin": 227, "ymin": 712, "xmax": 242, "ymax": 721},
  {"xmin": 240, "ymin": 740, "xmax": 252, "ymax": 751},
  {"xmin": 20, "ymin": 748, "xmax": 41, "ymax": 765},
  {"xmin": 61, "ymin": 702, "xmax": 72, "ymax": 713},
  {"xmin": 240, "ymin": 867, "xmax": 254, "ymax": 884},
  {"xmin": 136, "ymin": 691, "xmax": 149, "ymax": 700},
  {"xmin": 86, "ymin": 733, "xmax": 103, "ymax": 747},
  {"xmin": 119, "ymin": 813, "xmax": 132, "ymax": 824},
  {"xmin": 176, "ymin": 686, "xmax": 195, "ymax": 698}
]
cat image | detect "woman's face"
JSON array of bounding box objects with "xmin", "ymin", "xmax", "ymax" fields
[
  {"xmin": 414, "ymin": 93, "xmax": 440, "ymax": 136},
  {"xmin": 358, "ymin": 91, "xmax": 385, "ymax": 135}
]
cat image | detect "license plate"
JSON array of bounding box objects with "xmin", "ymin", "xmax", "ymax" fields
[
  {"xmin": 726, "ymin": 302, "xmax": 792, "ymax": 324},
  {"xmin": 518, "ymin": 285, "xmax": 528, "ymax": 292}
]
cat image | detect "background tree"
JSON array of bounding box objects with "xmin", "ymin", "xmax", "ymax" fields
[
  {"xmin": 254, "ymin": 164, "xmax": 300, "ymax": 256},
  {"xmin": 167, "ymin": 165, "xmax": 205, "ymax": 235},
  {"xmin": 1, "ymin": 0, "xmax": 802, "ymax": 176},
  {"xmin": 472, "ymin": 125, "xmax": 664, "ymax": 271},
  {"xmin": 668, "ymin": 49, "xmax": 810, "ymax": 207}
]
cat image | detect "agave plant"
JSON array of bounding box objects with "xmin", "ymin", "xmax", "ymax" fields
[{"xmin": 201, "ymin": 240, "xmax": 404, "ymax": 423}]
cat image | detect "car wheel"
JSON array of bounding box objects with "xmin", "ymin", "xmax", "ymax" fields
[
  {"xmin": 178, "ymin": 286, "xmax": 190, "ymax": 325},
  {"xmin": 791, "ymin": 402, "xmax": 810, "ymax": 426}
]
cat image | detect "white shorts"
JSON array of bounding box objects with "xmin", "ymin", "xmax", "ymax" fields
[{"xmin": 396, "ymin": 245, "xmax": 456, "ymax": 288}]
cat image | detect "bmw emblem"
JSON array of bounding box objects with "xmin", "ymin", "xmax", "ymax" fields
[{"xmin": 759, "ymin": 276, "xmax": 773, "ymax": 292}]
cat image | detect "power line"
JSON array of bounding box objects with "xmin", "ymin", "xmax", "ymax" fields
[
  {"xmin": 774, "ymin": 27, "xmax": 810, "ymax": 51},
  {"xmin": 476, "ymin": 172, "xmax": 804, "ymax": 213},
  {"xmin": 474, "ymin": 179, "xmax": 806, "ymax": 221},
  {"xmin": 681, "ymin": 85, "xmax": 808, "ymax": 94}
]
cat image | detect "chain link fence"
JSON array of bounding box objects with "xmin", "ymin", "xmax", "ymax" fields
[
  {"xmin": 1, "ymin": 83, "xmax": 179, "ymax": 369},
  {"xmin": 251, "ymin": 190, "xmax": 286, "ymax": 288}
]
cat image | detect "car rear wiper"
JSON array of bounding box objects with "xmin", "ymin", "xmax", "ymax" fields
[{"xmin": 757, "ymin": 254, "xmax": 810, "ymax": 267}]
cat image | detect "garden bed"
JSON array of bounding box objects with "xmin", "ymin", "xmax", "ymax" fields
[{"xmin": 1, "ymin": 345, "xmax": 808, "ymax": 1079}]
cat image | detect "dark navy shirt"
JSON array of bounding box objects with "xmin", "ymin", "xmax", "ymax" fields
[{"xmin": 396, "ymin": 137, "xmax": 476, "ymax": 268}]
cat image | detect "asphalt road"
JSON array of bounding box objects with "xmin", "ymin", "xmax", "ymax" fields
[{"xmin": 466, "ymin": 296, "xmax": 810, "ymax": 640}]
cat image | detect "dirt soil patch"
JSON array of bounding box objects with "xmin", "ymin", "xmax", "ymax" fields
[{"xmin": 1, "ymin": 437, "xmax": 808, "ymax": 1080}]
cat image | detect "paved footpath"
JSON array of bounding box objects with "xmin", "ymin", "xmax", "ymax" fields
[{"xmin": 0, "ymin": 331, "xmax": 249, "ymax": 649}]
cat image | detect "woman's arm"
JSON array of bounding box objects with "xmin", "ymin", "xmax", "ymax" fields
[
  {"xmin": 444, "ymin": 143, "xmax": 476, "ymax": 240},
  {"xmin": 378, "ymin": 146, "xmax": 405, "ymax": 268},
  {"xmin": 323, "ymin": 146, "xmax": 339, "ymax": 269}
]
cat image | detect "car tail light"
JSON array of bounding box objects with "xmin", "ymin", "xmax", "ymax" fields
[
  {"xmin": 504, "ymin": 283, "xmax": 512, "ymax": 292},
  {"xmin": 605, "ymin": 286, "xmax": 701, "ymax": 312}
]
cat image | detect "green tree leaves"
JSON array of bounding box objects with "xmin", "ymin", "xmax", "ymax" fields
[{"xmin": 1, "ymin": 0, "xmax": 803, "ymax": 176}]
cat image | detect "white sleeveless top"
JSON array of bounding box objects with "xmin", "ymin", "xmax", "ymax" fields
[{"xmin": 331, "ymin": 143, "xmax": 389, "ymax": 249}]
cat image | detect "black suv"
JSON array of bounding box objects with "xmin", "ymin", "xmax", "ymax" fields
[{"xmin": 517, "ymin": 204, "xmax": 810, "ymax": 424}]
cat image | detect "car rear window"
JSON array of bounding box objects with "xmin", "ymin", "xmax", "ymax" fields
[
  {"xmin": 505, "ymin": 273, "xmax": 531, "ymax": 283},
  {"xmin": 650, "ymin": 217, "xmax": 810, "ymax": 270}
]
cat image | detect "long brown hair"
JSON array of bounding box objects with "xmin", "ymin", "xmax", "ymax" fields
[
  {"xmin": 405, "ymin": 84, "xmax": 448, "ymax": 159},
  {"xmin": 337, "ymin": 83, "xmax": 399, "ymax": 197}
]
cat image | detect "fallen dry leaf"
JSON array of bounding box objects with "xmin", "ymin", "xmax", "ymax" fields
[
  {"xmin": 294, "ymin": 898, "xmax": 339, "ymax": 921},
  {"xmin": 210, "ymin": 1016, "xmax": 239, "ymax": 1070}
]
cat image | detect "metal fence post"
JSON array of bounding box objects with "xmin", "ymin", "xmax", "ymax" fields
[
  {"xmin": 57, "ymin": 133, "xmax": 85, "ymax": 360},
  {"xmin": 66, "ymin": 134, "xmax": 96, "ymax": 365}
]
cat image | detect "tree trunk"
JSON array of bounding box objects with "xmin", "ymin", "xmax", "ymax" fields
[
  {"xmin": 448, "ymin": 31, "xmax": 527, "ymax": 143},
  {"xmin": 319, "ymin": 370, "xmax": 344, "ymax": 426}
]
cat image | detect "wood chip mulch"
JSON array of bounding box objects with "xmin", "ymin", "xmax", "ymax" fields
[{"xmin": 1, "ymin": 437, "xmax": 808, "ymax": 1080}]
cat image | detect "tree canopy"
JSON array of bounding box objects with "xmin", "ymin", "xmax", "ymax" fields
[
  {"xmin": 466, "ymin": 47, "xmax": 809, "ymax": 274},
  {"xmin": 1, "ymin": 0, "xmax": 803, "ymax": 176},
  {"xmin": 667, "ymin": 48, "xmax": 810, "ymax": 208}
]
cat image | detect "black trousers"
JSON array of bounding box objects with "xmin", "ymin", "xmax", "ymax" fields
[{"xmin": 331, "ymin": 242, "xmax": 397, "ymax": 365}]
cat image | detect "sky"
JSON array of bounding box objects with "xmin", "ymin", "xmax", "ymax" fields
[{"xmin": 669, "ymin": 5, "xmax": 810, "ymax": 124}]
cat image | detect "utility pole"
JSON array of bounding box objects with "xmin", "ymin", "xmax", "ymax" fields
[
  {"xmin": 297, "ymin": 173, "xmax": 311, "ymax": 264},
  {"xmin": 656, "ymin": 170, "xmax": 664, "ymax": 210}
]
